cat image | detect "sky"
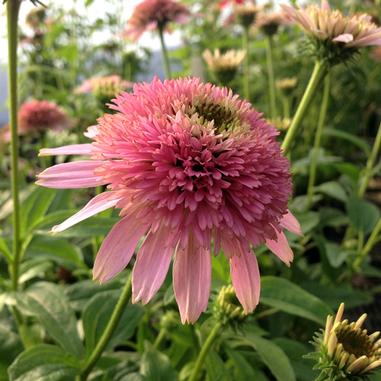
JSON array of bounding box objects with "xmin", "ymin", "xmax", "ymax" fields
[{"xmin": 0, "ymin": 0, "xmax": 280, "ymax": 64}]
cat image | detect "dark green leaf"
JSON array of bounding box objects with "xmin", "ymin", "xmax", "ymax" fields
[
  {"xmin": 316, "ymin": 181, "xmax": 348, "ymax": 203},
  {"xmin": 82, "ymin": 290, "xmax": 143, "ymax": 354},
  {"xmin": 346, "ymin": 196, "xmax": 380, "ymax": 234},
  {"xmin": 261, "ymin": 276, "xmax": 332, "ymax": 324},
  {"xmin": 242, "ymin": 334, "xmax": 296, "ymax": 381},
  {"xmin": 140, "ymin": 343, "xmax": 177, "ymax": 381}
]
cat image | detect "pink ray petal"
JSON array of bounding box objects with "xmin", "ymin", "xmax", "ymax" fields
[
  {"xmin": 93, "ymin": 214, "xmax": 149, "ymax": 283},
  {"xmin": 51, "ymin": 192, "xmax": 121, "ymax": 233},
  {"xmin": 84, "ymin": 125, "xmax": 99, "ymax": 138},
  {"xmin": 321, "ymin": 0, "xmax": 331, "ymax": 10},
  {"xmin": 265, "ymin": 229, "xmax": 294, "ymax": 266},
  {"xmin": 230, "ymin": 248, "xmax": 260, "ymax": 314},
  {"xmin": 36, "ymin": 161, "xmax": 107, "ymax": 189},
  {"xmin": 280, "ymin": 210, "xmax": 302, "ymax": 236},
  {"xmin": 132, "ymin": 227, "xmax": 175, "ymax": 304},
  {"xmin": 173, "ymin": 242, "xmax": 211, "ymax": 324},
  {"xmin": 333, "ymin": 33, "xmax": 354, "ymax": 44},
  {"xmin": 39, "ymin": 144, "xmax": 94, "ymax": 157}
]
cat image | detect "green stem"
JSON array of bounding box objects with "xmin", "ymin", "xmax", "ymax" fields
[
  {"xmin": 358, "ymin": 122, "xmax": 381, "ymax": 198},
  {"xmin": 282, "ymin": 96, "xmax": 290, "ymax": 119},
  {"xmin": 242, "ymin": 27, "xmax": 250, "ymax": 100},
  {"xmin": 153, "ymin": 328, "xmax": 167, "ymax": 349},
  {"xmin": 7, "ymin": 0, "xmax": 22, "ymax": 292},
  {"xmin": 307, "ymin": 73, "xmax": 331, "ymax": 207},
  {"xmin": 78, "ymin": 276, "xmax": 132, "ymax": 381},
  {"xmin": 354, "ymin": 218, "xmax": 381, "ymax": 270},
  {"xmin": 189, "ymin": 321, "xmax": 223, "ymax": 381},
  {"xmin": 266, "ymin": 35, "xmax": 277, "ymax": 119},
  {"xmin": 281, "ymin": 60, "xmax": 328, "ymax": 155},
  {"xmin": 158, "ymin": 26, "xmax": 171, "ymax": 79}
]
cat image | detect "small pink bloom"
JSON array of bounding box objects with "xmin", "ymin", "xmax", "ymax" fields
[
  {"xmin": 37, "ymin": 77, "xmax": 300, "ymax": 323},
  {"xmin": 18, "ymin": 100, "xmax": 69, "ymax": 135},
  {"xmin": 75, "ymin": 75, "xmax": 132, "ymax": 97},
  {"xmin": 123, "ymin": 0, "xmax": 190, "ymax": 41}
]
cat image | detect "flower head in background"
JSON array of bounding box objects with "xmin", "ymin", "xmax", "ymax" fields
[
  {"xmin": 371, "ymin": 46, "xmax": 381, "ymax": 62},
  {"xmin": 203, "ymin": 49, "xmax": 246, "ymax": 85},
  {"xmin": 233, "ymin": 1, "xmax": 259, "ymax": 29},
  {"xmin": 256, "ymin": 11, "xmax": 285, "ymax": 36},
  {"xmin": 37, "ymin": 77, "xmax": 300, "ymax": 324},
  {"xmin": 282, "ymin": 0, "xmax": 381, "ymax": 64},
  {"xmin": 18, "ymin": 100, "xmax": 69, "ymax": 135},
  {"xmin": 25, "ymin": 7, "xmax": 46, "ymax": 30},
  {"xmin": 310, "ymin": 303, "xmax": 381, "ymax": 380},
  {"xmin": 75, "ymin": 75, "xmax": 133, "ymax": 100},
  {"xmin": 123, "ymin": 0, "xmax": 190, "ymax": 41}
]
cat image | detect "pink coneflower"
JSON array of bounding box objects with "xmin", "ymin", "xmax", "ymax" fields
[
  {"xmin": 75, "ymin": 75, "xmax": 133, "ymax": 98},
  {"xmin": 282, "ymin": 0, "xmax": 381, "ymax": 49},
  {"xmin": 219, "ymin": 0, "xmax": 244, "ymax": 9},
  {"xmin": 37, "ymin": 78, "xmax": 300, "ymax": 324},
  {"xmin": 18, "ymin": 100, "xmax": 69, "ymax": 135},
  {"xmin": 123, "ymin": 0, "xmax": 190, "ymax": 42}
]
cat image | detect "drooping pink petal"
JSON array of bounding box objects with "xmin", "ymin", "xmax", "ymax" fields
[
  {"xmin": 265, "ymin": 229, "xmax": 294, "ymax": 266},
  {"xmin": 173, "ymin": 242, "xmax": 211, "ymax": 324},
  {"xmin": 230, "ymin": 249, "xmax": 260, "ymax": 314},
  {"xmin": 280, "ymin": 210, "xmax": 302, "ymax": 236},
  {"xmin": 51, "ymin": 192, "xmax": 121, "ymax": 233},
  {"xmin": 132, "ymin": 227, "xmax": 175, "ymax": 304},
  {"xmin": 39, "ymin": 144, "xmax": 94, "ymax": 157},
  {"xmin": 333, "ymin": 33, "xmax": 354, "ymax": 43},
  {"xmin": 93, "ymin": 214, "xmax": 149, "ymax": 283},
  {"xmin": 36, "ymin": 161, "xmax": 107, "ymax": 189}
]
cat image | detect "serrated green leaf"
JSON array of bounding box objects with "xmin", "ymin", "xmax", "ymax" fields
[
  {"xmin": 8, "ymin": 344, "xmax": 79, "ymax": 381},
  {"xmin": 15, "ymin": 282, "xmax": 84, "ymax": 357}
]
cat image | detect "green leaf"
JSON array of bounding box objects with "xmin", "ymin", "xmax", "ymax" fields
[
  {"xmin": 296, "ymin": 211, "xmax": 320, "ymax": 234},
  {"xmin": 315, "ymin": 181, "xmax": 348, "ymax": 203},
  {"xmin": 324, "ymin": 128, "xmax": 370, "ymax": 155},
  {"xmin": 274, "ymin": 338, "xmax": 317, "ymax": 381},
  {"xmin": 82, "ymin": 290, "xmax": 143, "ymax": 354},
  {"xmin": 140, "ymin": 343, "xmax": 177, "ymax": 381},
  {"xmin": 15, "ymin": 282, "xmax": 84, "ymax": 357},
  {"xmin": 26, "ymin": 235, "xmax": 85, "ymax": 268},
  {"xmin": 324, "ymin": 242, "xmax": 352, "ymax": 268},
  {"xmin": 101, "ymin": 362, "xmax": 142, "ymax": 381},
  {"xmin": 19, "ymin": 258, "xmax": 53, "ymax": 284},
  {"xmin": 0, "ymin": 235, "xmax": 12, "ymax": 263},
  {"xmin": 261, "ymin": 276, "xmax": 332, "ymax": 324},
  {"xmin": 0, "ymin": 323, "xmax": 23, "ymax": 368},
  {"xmin": 8, "ymin": 344, "xmax": 79, "ymax": 381},
  {"xmin": 346, "ymin": 196, "xmax": 380, "ymax": 234},
  {"xmin": 241, "ymin": 334, "xmax": 296, "ymax": 381},
  {"xmin": 20, "ymin": 187, "xmax": 56, "ymax": 236}
]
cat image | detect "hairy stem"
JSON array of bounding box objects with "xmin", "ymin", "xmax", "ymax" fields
[
  {"xmin": 307, "ymin": 73, "xmax": 331, "ymax": 207},
  {"xmin": 158, "ymin": 25, "xmax": 172, "ymax": 79},
  {"xmin": 7, "ymin": 0, "xmax": 22, "ymax": 291},
  {"xmin": 266, "ymin": 35, "xmax": 277, "ymax": 119},
  {"xmin": 78, "ymin": 276, "xmax": 132, "ymax": 380},
  {"xmin": 242, "ymin": 26, "xmax": 250, "ymax": 100},
  {"xmin": 358, "ymin": 122, "xmax": 381, "ymax": 198},
  {"xmin": 281, "ymin": 60, "xmax": 327, "ymax": 155},
  {"xmin": 189, "ymin": 321, "xmax": 223, "ymax": 381}
]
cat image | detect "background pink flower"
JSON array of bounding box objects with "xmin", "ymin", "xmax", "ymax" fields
[
  {"xmin": 37, "ymin": 77, "xmax": 300, "ymax": 324},
  {"xmin": 18, "ymin": 100, "xmax": 69, "ymax": 135},
  {"xmin": 123, "ymin": 0, "xmax": 190, "ymax": 41}
]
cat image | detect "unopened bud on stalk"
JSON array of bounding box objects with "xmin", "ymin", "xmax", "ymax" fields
[{"xmin": 214, "ymin": 285, "xmax": 247, "ymax": 325}]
